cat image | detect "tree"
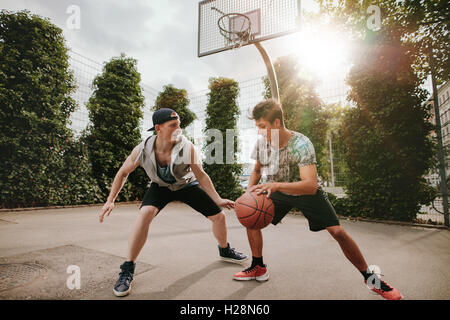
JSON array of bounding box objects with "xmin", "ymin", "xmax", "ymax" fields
[
  {"xmin": 153, "ymin": 85, "xmax": 196, "ymax": 130},
  {"xmin": 84, "ymin": 54, "xmax": 147, "ymax": 201},
  {"xmin": 263, "ymin": 55, "xmax": 330, "ymax": 181},
  {"xmin": 0, "ymin": 10, "xmax": 100, "ymax": 208},
  {"xmin": 317, "ymin": 0, "xmax": 449, "ymax": 83},
  {"xmin": 340, "ymin": 30, "xmax": 436, "ymax": 221},
  {"xmin": 203, "ymin": 77, "xmax": 243, "ymax": 200}
]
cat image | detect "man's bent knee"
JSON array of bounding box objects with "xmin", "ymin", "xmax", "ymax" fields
[
  {"xmin": 139, "ymin": 206, "xmax": 158, "ymax": 222},
  {"xmin": 327, "ymin": 225, "xmax": 347, "ymax": 241}
]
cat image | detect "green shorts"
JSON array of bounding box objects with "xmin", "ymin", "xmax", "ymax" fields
[{"xmin": 269, "ymin": 187, "xmax": 340, "ymax": 232}]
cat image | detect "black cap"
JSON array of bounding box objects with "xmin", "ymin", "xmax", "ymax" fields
[{"xmin": 148, "ymin": 108, "xmax": 179, "ymax": 131}]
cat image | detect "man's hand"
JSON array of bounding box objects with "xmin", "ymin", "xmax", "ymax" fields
[
  {"xmin": 99, "ymin": 201, "xmax": 114, "ymax": 223},
  {"xmin": 217, "ymin": 198, "xmax": 235, "ymax": 210},
  {"xmin": 247, "ymin": 183, "xmax": 279, "ymax": 198}
]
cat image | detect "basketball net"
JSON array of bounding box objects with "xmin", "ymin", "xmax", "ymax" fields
[{"xmin": 217, "ymin": 13, "xmax": 252, "ymax": 50}]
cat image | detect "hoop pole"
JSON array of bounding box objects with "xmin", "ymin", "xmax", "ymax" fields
[{"xmin": 254, "ymin": 42, "xmax": 279, "ymax": 102}]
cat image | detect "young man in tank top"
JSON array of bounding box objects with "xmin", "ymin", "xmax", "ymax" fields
[
  {"xmin": 99, "ymin": 108, "xmax": 247, "ymax": 297},
  {"xmin": 232, "ymin": 99, "xmax": 402, "ymax": 300}
]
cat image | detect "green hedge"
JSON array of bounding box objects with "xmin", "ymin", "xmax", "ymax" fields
[
  {"xmin": 83, "ymin": 54, "xmax": 148, "ymax": 202},
  {"xmin": 153, "ymin": 84, "xmax": 196, "ymax": 129},
  {"xmin": 0, "ymin": 10, "xmax": 101, "ymax": 208},
  {"xmin": 340, "ymin": 30, "xmax": 436, "ymax": 222},
  {"xmin": 203, "ymin": 78, "xmax": 244, "ymax": 200}
]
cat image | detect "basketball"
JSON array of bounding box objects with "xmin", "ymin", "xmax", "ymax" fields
[{"xmin": 235, "ymin": 191, "xmax": 274, "ymax": 229}]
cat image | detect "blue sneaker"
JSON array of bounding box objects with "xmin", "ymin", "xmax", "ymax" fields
[
  {"xmin": 113, "ymin": 261, "xmax": 135, "ymax": 297},
  {"xmin": 219, "ymin": 243, "xmax": 248, "ymax": 264}
]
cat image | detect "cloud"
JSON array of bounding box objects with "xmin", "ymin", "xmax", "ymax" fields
[
  {"xmin": 0, "ymin": 1, "xmax": 304, "ymax": 93},
  {"xmin": 64, "ymin": 0, "xmax": 156, "ymax": 55},
  {"xmin": 1, "ymin": 0, "xmax": 155, "ymax": 57}
]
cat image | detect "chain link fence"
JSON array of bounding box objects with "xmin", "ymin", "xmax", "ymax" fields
[
  {"xmin": 67, "ymin": 50, "xmax": 447, "ymax": 225},
  {"xmin": 68, "ymin": 50, "xmax": 157, "ymax": 137}
]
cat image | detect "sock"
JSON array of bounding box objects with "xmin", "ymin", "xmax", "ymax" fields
[
  {"xmin": 219, "ymin": 243, "xmax": 230, "ymax": 252},
  {"xmin": 360, "ymin": 270, "xmax": 372, "ymax": 281},
  {"xmin": 361, "ymin": 270, "xmax": 392, "ymax": 291},
  {"xmin": 251, "ymin": 256, "xmax": 264, "ymax": 268},
  {"xmin": 122, "ymin": 261, "xmax": 136, "ymax": 273}
]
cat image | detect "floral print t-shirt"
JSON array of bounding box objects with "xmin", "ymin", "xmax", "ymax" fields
[{"xmin": 251, "ymin": 131, "xmax": 317, "ymax": 186}]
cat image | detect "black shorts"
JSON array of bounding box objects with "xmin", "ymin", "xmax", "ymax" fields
[
  {"xmin": 140, "ymin": 182, "xmax": 222, "ymax": 217},
  {"xmin": 269, "ymin": 187, "xmax": 340, "ymax": 232}
]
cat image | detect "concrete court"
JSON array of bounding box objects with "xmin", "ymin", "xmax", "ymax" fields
[{"xmin": 0, "ymin": 202, "xmax": 449, "ymax": 300}]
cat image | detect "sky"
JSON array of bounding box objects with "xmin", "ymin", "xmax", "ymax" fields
[{"xmin": 0, "ymin": 0, "xmax": 347, "ymax": 95}]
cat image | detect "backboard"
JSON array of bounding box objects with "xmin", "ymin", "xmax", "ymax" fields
[{"xmin": 198, "ymin": 0, "xmax": 301, "ymax": 57}]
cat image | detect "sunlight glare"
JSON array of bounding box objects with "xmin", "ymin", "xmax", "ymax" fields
[{"xmin": 289, "ymin": 25, "xmax": 353, "ymax": 81}]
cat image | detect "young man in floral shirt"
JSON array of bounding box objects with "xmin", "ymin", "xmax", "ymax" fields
[{"xmin": 233, "ymin": 99, "xmax": 402, "ymax": 300}]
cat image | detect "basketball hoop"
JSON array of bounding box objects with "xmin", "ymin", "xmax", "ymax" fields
[
  {"xmin": 200, "ymin": 0, "xmax": 301, "ymax": 102},
  {"xmin": 217, "ymin": 13, "xmax": 252, "ymax": 49},
  {"xmin": 199, "ymin": 1, "xmax": 300, "ymax": 57}
]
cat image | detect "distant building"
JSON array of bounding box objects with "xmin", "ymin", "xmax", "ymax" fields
[{"xmin": 424, "ymin": 80, "xmax": 450, "ymax": 186}]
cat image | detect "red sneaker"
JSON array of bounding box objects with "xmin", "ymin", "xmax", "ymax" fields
[
  {"xmin": 365, "ymin": 274, "xmax": 403, "ymax": 300},
  {"xmin": 233, "ymin": 265, "xmax": 269, "ymax": 282}
]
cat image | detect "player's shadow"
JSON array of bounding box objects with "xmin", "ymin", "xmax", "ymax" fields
[
  {"xmin": 129, "ymin": 260, "xmax": 240, "ymax": 300},
  {"xmin": 224, "ymin": 281, "xmax": 262, "ymax": 300}
]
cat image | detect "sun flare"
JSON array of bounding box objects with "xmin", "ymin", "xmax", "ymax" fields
[{"xmin": 288, "ymin": 25, "xmax": 353, "ymax": 81}]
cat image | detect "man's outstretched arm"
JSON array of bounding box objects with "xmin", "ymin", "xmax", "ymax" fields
[{"xmin": 99, "ymin": 145, "xmax": 141, "ymax": 223}]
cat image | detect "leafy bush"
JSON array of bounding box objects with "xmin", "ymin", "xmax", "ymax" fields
[
  {"xmin": 203, "ymin": 78, "xmax": 244, "ymax": 200},
  {"xmin": 84, "ymin": 54, "xmax": 148, "ymax": 201},
  {"xmin": 340, "ymin": 30, "xmax": 436, "ymax": 221},
  {"xmin": 0, "ymin": 10, "xmax": 100, "ymax": 208},
  {"xmin": 153, "ymin": 84, "xmax": 196, "ymax": 129},
  {"xmin": 326, "ymin": 193, "xmax": 358, "ymax": 218}
]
